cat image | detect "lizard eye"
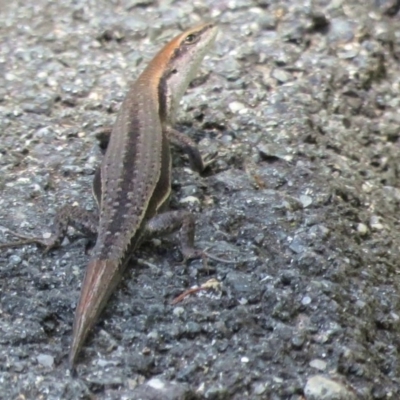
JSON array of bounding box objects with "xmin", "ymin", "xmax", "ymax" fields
[{"xmin": 184, "ymin": 33, "xmax": 198, "ymax": 45}]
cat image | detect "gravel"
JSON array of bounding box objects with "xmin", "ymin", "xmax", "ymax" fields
[{"xmin": 1, "ymin": 0, "xmax": 400, "ymax": 398}]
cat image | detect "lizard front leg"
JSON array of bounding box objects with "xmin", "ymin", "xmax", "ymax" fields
[{"xmin": 165, "ymin": 127, "xmax": 206, "ymax": 174}]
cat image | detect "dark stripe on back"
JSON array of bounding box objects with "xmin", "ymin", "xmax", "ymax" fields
[
  {"xmin": 158, "ymin": 73, "xmax": 168, "ymax": 123},
  {"xmin": 95, "ymin": 88, "xmax": 162, "ymax": 259}
]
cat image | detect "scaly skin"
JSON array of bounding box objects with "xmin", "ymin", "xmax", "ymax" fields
[{"xmin": 69, "ymin": 22, "xmax": 218, "ymax": 368}]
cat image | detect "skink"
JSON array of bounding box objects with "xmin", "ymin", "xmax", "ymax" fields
[{"xmin": 67, "ymin": 22, "xmax": 218, "ymax": 368}]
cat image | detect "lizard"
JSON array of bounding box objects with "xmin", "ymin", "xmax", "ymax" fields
[{"xmin": 1, "ymin": 22, "xmax": 219, "ymax": 369}]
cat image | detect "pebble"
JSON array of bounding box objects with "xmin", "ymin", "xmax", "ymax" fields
[
  {"xmin": 309, "ymin": 359, "xmax": 327, "ymax": 371},
  {"xmin": 271, "ymin": 68, "xmax": 292, "ymax": 83},
  {"xmin": 253, "ymin": 382, "xmax": 268, "ymax": 395},
  {"xmin": 357, "ymin": 223, "xmax": 368, "ymax": 236},
  {"xmin": 291, "ymin": 334, "xmax": 305, "ymax": 349},
  {"xmin": 97, "ymin": 359, "xmax": 116, "ymax": 367},
  {"xmin": 229, "ymin": 101, "xmax": 247, "ymax": 113},
  {"xmin": 173, "ymin": 307, "xmax": 185, "ymax": 317},
  {"xmin": 289, "ymin": 236, "xmax": 306, "ymax": 254},
  {"xmin": 37, "ymin": 354, "xmax": 54, "ymax": 368},
  {"xmin": 8, "ymin": 255, "xmax": 22, "ymax": 266},
  {"xmin": 299, "ymin": 195, "xmax": 313, "ymax": 208},
  {"xmin": 369, "ymin": 215, "xmax": 384, "ymax": 231},
  {"xmin": 304, "ymin": 375, "xmax": 356, "ymax": 400},
  {"xmin": 147, "ymin": 330, "xmax": 159, "ymax": 340},
  {"xmin": 179, "ymin": 196, "xmax": 200, "ymax": 204}
]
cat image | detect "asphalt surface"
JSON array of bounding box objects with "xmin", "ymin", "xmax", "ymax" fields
[{"xmin": 1, "ymin": 0, "xmax": 400, "ymax": 399}]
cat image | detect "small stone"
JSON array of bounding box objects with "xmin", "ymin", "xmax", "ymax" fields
[
  {"xmin": 126, "ymin": 378, "xmax": 191, "ymax": 398},
  {"xmin": 186, "ymin": 322, "xmax": 201, "ymax": 335},
  {"xmin": 254, "ymin": 233, "xmax": 265, "ymax": 244},
  {"xmin": 179, "ymin": 196, "xmax": 200, "ymax": 204},
  {"xmin": 337, "ymin": 46, "xmax": 359, "ymax": 59},
  {"xmin": 142, "ymin": 346, "xmax": 151, "ymax": 355},
  {"xmin": 355, "ymin": 300, "xmax": 366, "ymax": 309},
  {"xmin": 173, "ymin": 307, "xmax": 185, "ymax": 317},
  {"xmin": 257, "ymin": 143, "xmax": 291, "ymax": 162},
  {"xmin": 97, "ymin": 359, "xmax": 115, "ymax": 367},
  {"xmin": 361, "ymin": 182, "xmax": 373, "ymax": 193},
  {"xmin": 253, "ymin": 382, "xmax": 268, "ymax": 395},
  {"xmin": 309, "ymin": 359, "xmax": 327, "ymax": 371},
  {"xmin": 289, "ymin": 236, "xmax": 306, "ymax": 254},
  {"xmin": 147, "ymin": 378, "xmax": 165, "ymax": 390},
  {"xmin": 258, "ymin": 15, "xmax": 276, "ymax": 30},
  {"xmin": 291, "ymin": 334, "xmax": 305, "ymax": 349},
  {"xmin": 390, "ymin": 312, "xmax": 399, "ymax": 321},
  {"xmin": 8, "ymin": 255, "xmax": 22, "ymax": 266},
  {"xmin": 302, "ymin": 296, "xmax": 312, "ymax": 306},
  {"xmin": 147, "ymin": 330, "xmax": 159, "ymax": 340},
  {"xmin": 229, "ymin": 101, "xmax": 246, "ymax": 113},
  {"xmin": 369, "ymin": 215, "xmax": 384, "ymax": 231},
  {"xmin": 221, "ymin": 134, "xmax": 233, "ymax": 144},
  {"xmin": 357, "ymin": 223, "xmax": 368, "ymax": 236},
  {"xmin": 241, "ymin": 356, "xmax": 249, "ymax": 363},
  {"xmin": 304, "ymin": 375, "xmax": 356, "ymax": 400},
  {"xmin": 13, "ymin": 362, "xmax": 25, "ymax": 372},
  {"xmin": 271, "ymin": 68, "xmax": 292, "ymax": 83},
  {"xmin": 37, "ymin": 354, "xmax": 54, "ymax": 368},
  {"xmin": 299, "ymin": 195, "xmax": 313, "ymax": 208}
]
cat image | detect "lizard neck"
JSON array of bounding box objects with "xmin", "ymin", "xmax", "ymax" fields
[{"xmin": 138, "ymin": 23, "xmax": 218, "ymax": 126}]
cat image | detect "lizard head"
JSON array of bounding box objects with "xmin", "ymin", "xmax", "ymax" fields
[{"xmin": 154, "ymin": 22, "xmax": 218, "ymax": 123}]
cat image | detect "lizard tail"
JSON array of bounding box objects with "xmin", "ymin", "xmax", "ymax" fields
[{"xmin": 69, "ymin": 259, "xmax": 123, "ymax": 369}]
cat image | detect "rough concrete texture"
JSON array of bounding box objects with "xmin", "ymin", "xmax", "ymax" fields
[{"xmin": 1, "ymin": 0, "xmax": 400, "ymax": 399}]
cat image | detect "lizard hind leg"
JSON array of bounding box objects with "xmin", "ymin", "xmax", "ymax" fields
[
  {"xmin": 144, "ymin": 210, "xmax": 203, "ymax": 261},
  {"xmin": 144, "ymin": 210, "xmax": 237, "ymax": 265},
  {"xmin": 0, "ymin": 205, "xmax": 99, "ymax": 253}
]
